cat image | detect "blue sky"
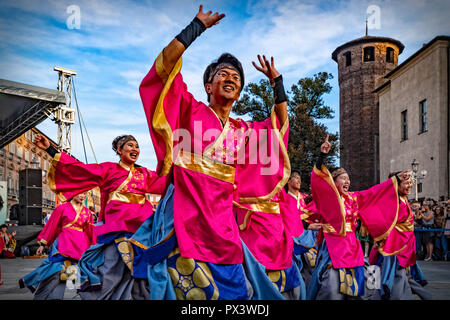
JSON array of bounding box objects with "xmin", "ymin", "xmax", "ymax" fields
[{"xmin": 1, "ymin": 0, "xmax": 449, "ymax": 169}]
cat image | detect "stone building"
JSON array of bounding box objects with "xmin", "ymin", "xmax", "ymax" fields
[
  {"xmin": 375, "ymin": 35, "xmax": 449, "ymax": 200},
  {"xmin": 332, "ymin": 35, "xmax": 404, "ymax": 190},
  {"xmin": 0, "ymin": 127, "xmax": 101, "ymax": 223}
]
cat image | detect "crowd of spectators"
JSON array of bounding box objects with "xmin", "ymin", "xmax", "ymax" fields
[{"xmin": 412, "ymin": 198, "xmax": 450, "ymax": 261}]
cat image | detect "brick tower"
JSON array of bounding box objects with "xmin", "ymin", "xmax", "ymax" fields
[{"xmin": 332, "ymin": 34, "xmax": 404, "ymax": 190}]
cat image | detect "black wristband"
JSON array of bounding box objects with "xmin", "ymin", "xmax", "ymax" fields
[
  {"xmin": 45, "ymin": 145, "xmax": 59, "ymax": 158},
  {"xmin": 175, "ymin": 17, "xmax": 206, "ymax": 49},
  {"xmin": 315, "ymin": 152, "xmax": 327, "ymax": 169},
  {"xmin": 302, "ymin": 220, "xmax": 309, "ymax": 230},
  {"xmin": 273, "ymin": 75, "xmax": 287, "ymax": 104}
]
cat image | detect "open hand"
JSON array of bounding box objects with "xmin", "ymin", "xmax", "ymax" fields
[
  {"xmin": 36, "ymin": 245, "xmax": 44, "ymax": 256},
  {"xmin": 34, "ymin": 134, "xmax": 50, "ymax": 150},
  {"xmin": 252, "ymin": 55, "xmax": 280, "ymax": 85},
  {"xmin": 195, "ymin": 5, "xmax": 225, "ymax": 28},
  {"xmin": 308, "ymin": 223, "xmax": 323, "ymax": 230},
  {"xmin": 320, "ymin": 134, "xmax": 331, "ymax": 154}
]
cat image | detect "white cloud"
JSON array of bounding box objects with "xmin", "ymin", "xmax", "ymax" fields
[{"xmin": 3, "ymin": 0, "xmax": 450, "ymax": 169}]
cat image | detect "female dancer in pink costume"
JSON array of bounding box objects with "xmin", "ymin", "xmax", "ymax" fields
[{"xmin": 19, "ymin": 192, "xmax": 94, "ymax": 299}]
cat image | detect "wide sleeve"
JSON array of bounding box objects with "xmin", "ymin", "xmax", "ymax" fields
[
  {"xmin": 48, "ymin": 152, "xmax": 109, "ymax": 202},
  {"xmin": 235, "ymin": 107, "xmax": 290, "ymax": 205},
  {"xmin": 37, "ymin": 204, "xmax": 64, "ymax": 248},
  {"xmin": 144, "ymin": 167, "xmax": 169, "ymax": 195},
  {"xmin": 139, "ymin": 51, "xmax": 203, "ymax": 177},
  {"xmin": 300, "ymin": 200, "xmax": 322, "ymax": 223},
  {"xmin": 309, "ymin": 165, "xmax": 347, "ymax": 236},
  {"xmin": 83, "ymin": 207, "xmax": 96, "ymax": 246},
  {"xmin": 278, "ymin": 189, "xmax": 305, "ymax": 238},
  {"xmin": 355, "ymin": 177, "xmax": 399, "ymax": 243}
]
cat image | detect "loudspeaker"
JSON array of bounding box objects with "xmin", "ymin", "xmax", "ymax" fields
[
  {"xmin": 19, "ymin": 187, "xmax": 42, "ymax": 207},
  {"xmin": 19, "ymin": 169, "xmax": 43, "ymax": 225},
  {"xmin": 18, "ymin": 206, "xmax": 42, "ymax": 225},
  {"xmin": 19, "ymin": 169, "xmax": 42, "ymax": 188}
]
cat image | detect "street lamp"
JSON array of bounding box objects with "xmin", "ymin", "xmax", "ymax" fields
[
  {"xmin": 410, "ymin": 159, "xmax": 427, "ymax": 201},
  {"xmin": 411, "ymin": 159, "xmax": 419, "ymax": 175}
]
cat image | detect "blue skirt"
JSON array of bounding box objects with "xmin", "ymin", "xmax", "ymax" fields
[
  {"xmin": 374, "ymin": 254, "xmax": 431, "ymax": 300},
  {"xmin": 127, "ymin": 184, "xmax": 287, "ymax": 300},
  {"xmin": 19, "ymin": 238, "xmax": 78, "ymax": 294},
  {"xmin": 306, "ymin": 240, "xmax": 367, "ymax": 300}
]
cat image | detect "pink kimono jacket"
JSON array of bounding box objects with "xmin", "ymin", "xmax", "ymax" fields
[
  {"xmin": 369, "ymin": 197, "xmax": 416, "ymax": 267},
  {"xmin": 139, "ymin": 52, "xmax": 290, "ymax": 266},
  {"xmin": 279, "ymin": 189, "xmax": 308, "ymax": 238},
  {"xmin": 310, "ymin": 165, "xmax": 401, "ymax": 269},
  {"xmin": 48, "ymin": 153, "xmax": 167, "ymax": 238},
  {"xmin": 236, "ymin": 192, "xmax": 292, "ymax": 270},
  {"xmin": 37, "ymin": 202, "xmax": 93, "ymax": 260}
]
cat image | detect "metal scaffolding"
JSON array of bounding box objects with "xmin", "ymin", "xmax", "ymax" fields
[{"xmin": 54, "ymin": 66, "xmax": 77, "ymax": 155}]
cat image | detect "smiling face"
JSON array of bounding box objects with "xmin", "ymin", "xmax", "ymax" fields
[
  {"xmin": 398, "ymin": 177, "xmax": 413, "ymax": 197},
  {"xmin": 288, "ymin": 172, "xmax": 301, "ymax": 192},
  {"xmin": 205, "ymin": 68, "xmax": 242, "ymax": 105},
  {"xmin": 72, "ymin": 193, "xmax": 86, "ymax": 204},
  {"xmin": 334, "ymin": 173, "xmax": 350, "ymax": 195},
  {"xmin": 118, "ymin": 139, "xmax": 140, "ymax": 165}
]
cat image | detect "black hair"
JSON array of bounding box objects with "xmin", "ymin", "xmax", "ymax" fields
[
  {"xmin": 284, "ymin": 170, "xmax": 301, "ymax": 192},
  {"xmin": 112, "ymin": 135, "xmax": 137, "ymax": 155},
  {"xmin": 290, "ymin": 170, "xmax": 301, "ymax": 178},
  {"xmin": 388, "ymin": 171, "xmax": 401, "ymax": 179},
  {"xmin": 203, "ymin": 53, "xmax": 245, "ymax": 102},
  {"xmin": 329, "ymin": 167, "xmax": 344, "ymax": 181}
]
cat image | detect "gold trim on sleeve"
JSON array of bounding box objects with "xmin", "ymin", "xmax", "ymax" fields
[
  {"xmin": 395, "ymin": 222, "xmax": 414, "ymax": 232},
  {"xmin": 250, "ymin": 202, "xmax": 280, "ymax": 214},
  {"xmin": 238, "ymin": 107, "xmax": 290, "ymax": 204},
  {"xmin": 312, "ymin": 165, "xmax": 347, "ymax": 236},
  {"xmin": 322, "ymin": 222, "xmax": 353, "ymax": 234},
  {"xmin": 37, "ymin": 239, "xmax": 48, "ymax": 247},
  {"xmin": 234, "ymin": 201, "xmax": 280, "ymax": 231},
  {"xmin": 47, "ymin": 153, "xmax": 67, "ymax": 203},
  {"xmin": 373, "ymin": 177, "xmax": 400, "ymax": 242},
  {"xmin": 378, "ymin": 243, "xmax": 408, "ymax": 256},
  {"xmin": 300, "ymin": 208, "xmax": 314, "ymax": 220},
  {"xmin": 152, "ymin": 52, "xmax": 183, "ymax": 177}
]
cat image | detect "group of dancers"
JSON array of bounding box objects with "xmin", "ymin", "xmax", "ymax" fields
[{"xmin": 19, "ymin": 6, "xmax": 430, "ymax": 300}]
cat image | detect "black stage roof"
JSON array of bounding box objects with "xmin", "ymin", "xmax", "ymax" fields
[{"xmin": 0, "ymin": 79, "xmax": 66, "ymax": 149}]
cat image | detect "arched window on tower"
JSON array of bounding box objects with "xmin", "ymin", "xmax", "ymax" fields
[
  {"xmin": 344, "ymin": 51, "xmax": 352, "ymax": 67},
  {"xmin": 386, "ymin": 47, "xmax": 394, "ymax": 63},
  {"xmin": 363, "ymin": 46, "xmax": 375, "ymax": 62}
]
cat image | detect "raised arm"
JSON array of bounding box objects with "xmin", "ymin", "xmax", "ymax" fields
[
  {"xmin": 162, "ymin": 5, "xmax": 225, "ymax": 74},
  {"xmin": 34, "ymin": 134, "xmax": 107, "ymax": 201},
  {"xmin": 252, "ymin": 55, "xmax": 288, "ymax": 127},
  {"xmin": 34, "ymin": 133, "xmax": 58, "ymax": 157},
  {"xmin": 315, "ymin": 134, "xmax": 331, "ymax": 168}
]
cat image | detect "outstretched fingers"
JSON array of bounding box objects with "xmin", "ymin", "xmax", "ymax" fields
[{"xmin": 197, "ymin": 5, "xmax": 225, "ymax": 28}]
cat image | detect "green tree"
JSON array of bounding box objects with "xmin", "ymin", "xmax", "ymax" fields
[
  {"xmin": 233, "ymin": 79, "xmax": 274, "ymax": 122},
  {"xmin": 232, "ymin": 72, "xmax": 339, "ymax": 192}
]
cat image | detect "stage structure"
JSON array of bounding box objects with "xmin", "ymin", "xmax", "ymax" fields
[{"xmin": 0, "ymin": 79, "xmax": 66, "ymax": 149}]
